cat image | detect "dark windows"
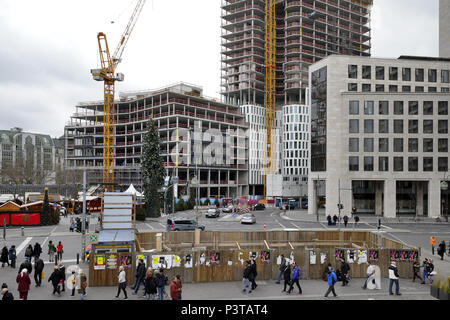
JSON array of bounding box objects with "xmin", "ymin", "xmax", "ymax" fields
[
  {"xmin": 394, "ymin": 120, "xmax": 403, "ymax": 133},
  {"xmin": 348, "ymin": 65, "xmax": 358, "ymax": 79},
  {"xmin": 376, "ymin": 66, "xmax": 385, "ymax": 80},
  {"xmin": 442, "ymin": 70, "xmax": 449, "ymax": 83},
  {"xmin": 349, "ymin": 101, "xmax": 359, "ymax": 115},
  {"xmin": 379, "ymin": 120, "xmax": 389, "ymax": 133},
  {"xmin": 394, "ymin": 101, "xmax": 404, "ymax": 115},
  {"xmin": 415, "ymin": 86, "xmax": 424, "ymax": 92},
  {"xmin": 415, "ymin": 68, "xmax": 424, "ymax": 82},
  {"xmin": 402, "ymin": 67, "xmax": 411, "ymax": 81},
  {"xmin": 408, "ymin": 101, "xmax": 418, "ymax": 115},
  {"xmin": 364, "ymin": 119, "xmax": 374, "ymax": 133},
  {"xmin": 428, "ymin": 87, "xmax": 437, "ymax": 92},
  {"xmin": 423, "ymin": 157, "xmax": 433, "ymax": 172},
  {"xmin": 349, "ymin": 156, "xmax": 359, "ymax": 171},
  {"xmin": 408, "ymin": 138, "xmax": 418, "ymax": 152},
  {"xmin": 389, "ymin": 67, "xmax": 398, "ymax": 80},
  {"xmin": 379, "ymin": 157, "xmax": 389, "ymax": 171},
  {"xmin": 423, "ymin": 101, "xmax": 433, "ymax": 115},
  {"xmin": 438, "ymin": 120, "xmax": 448, "ymax": 134},
  {"xmin": 394, "ymin": 157, "xmax": 403, "ymax": 171},
  {"xmin": 310, "ymin": 66, "xmax": 327, "ymax": 172},
  {"xmin": 379, "ymin": 138, "xmax": 389, "ymax": 152},
  {"xmin": 362, "ymin": 65, "xmax": 371, "ymax": 79},
  {"xmin": 349, "ymin": 138, "xmax": 359, "ymax": 152},
  {"xmin": 379, "ymin": 101, "xmax": 389, "ymax": 115},
  {"xmin": 423, "ymin": 138, "xmax": 433, "ymax": 152},
  {"xmin": 362, "ymin": 84, "xmax": 371, "ymax": 92},
  {"xmin": 402, "ymin": 86, "xmax": 411, "ymax": 92},
  {"xmin": 423, "ymin": 120, "xmax": 433, "ymax": 134},
  {"xmin": 428, "ymin": 69, "xmax": 437, "ymax": 82},
  {"xmin": 408, "ymin": 157, "xmax": 418, "ymax": 172},
  {"xmin": 364, "ymin": 138, "xmax": 374, "ymax": 152},
  {"xmin": 438, "ymin": 157, "xmax": 448, "ymax": 172},
  {"xmin": 349, "ymin": 119, "xmax": 359, "ymax": 133},
  {"xmin": 348, "ymin": 83, "xmax": 357, "ymax": 91},
  {"xmin": 408, "ymin": 120, "xmax": 418, "ymax": 134},
  {"xmin": 438, "ymin": 101, "xmax": 448, "ymax": 115},
  {"xmin": 394, "ymin": 138, "xmax": 403, "ymax": 152},
  {"xmin": 375, "ymin": 84, "xmax": 385, "ymax": 92},
  {"xmin": 438, "ymin": 139, "xmax": 448, "ymax": 152},
  {"xmin": 364, "ymin": 101, "xmax": 374, "ymax": 115},
  {"xmin": 389, "ymin": 85, "xmax": 398, "ymax": 92},
  {"xmin": 364, "ymin": 156, "xmax": 374, "ymax": 171}
]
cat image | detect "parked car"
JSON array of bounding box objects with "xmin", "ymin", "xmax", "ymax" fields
[
  {"xmin": 166, "ymin": 218, "xmax": 205, "ymax": 231},
  {"xmin": 205, "ymin": 208, "xmax": 220, "ymax": 218},
  {"xmin": 222, "ymin": 205, "xmax": 234, "ymax": 213},
  {"xmin": 241, "ymin": 213, "xmax": 256, "ymax": 224},
  {"xmin": 301, "ymin": 200, "xmax": 308, "ymax": 209},
  {"xmin": 254, "ymin": 203, "xmax": 265, "ymax": 211}
]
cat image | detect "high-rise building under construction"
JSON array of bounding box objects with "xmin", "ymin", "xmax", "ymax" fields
[{"xmin": 221, "ymin": 0, "xmax": 372, "ymax": 199}]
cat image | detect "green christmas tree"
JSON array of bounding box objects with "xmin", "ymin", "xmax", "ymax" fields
[
  {"xmin": 41, "ymin": 187, "xmax": 51, "ymax": 225},
  {"xmin": 141, "ymin": 119, "xmax": 166, "ymax": 217}
]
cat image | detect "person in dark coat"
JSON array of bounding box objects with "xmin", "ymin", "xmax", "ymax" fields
[
  {"xmin": 24, "ymin": 245, "xmax": 33, "ymax": 261},
  {"xmin": 412, "ymin": 259, "xmax": 422, "ymax": 282},
  {"xmin": 144, "ymin": 268, "xmax": 157, "ymax": 300},
  {"xmin": 242, "ymin": 260, "xmax": 252, "ymax": 293},
  {"xmin": 340, "ymin": 258, "xmax": 350, "ymax": 286},
  {"xmin": 281, "ymin": 260, "xmax": 291, "ymax": 292},
  {"xmin": 18, "ymin": 259, "xmax": 32, "ymax": 275},
  {"xmin": 8, "ymin": 246, "xmax": 16, "ymax": 269},
  {"xmin": 1, "ymin": 283, "xmax": 14, "ymax": 301},
  {"xmin": 155, "ymin": 268, "xmax": 168, "ymax": 300},
  {"xmin": 58, "ymin": 263, "xmax": 66, "ymax": 292},
  {"xmin": 48, "ymin": 266, "xmax": 62, "ymax": 295},
  {"xmin": 34, "ymin": 256, "xmax": 44, "ymax": 287},
  {"xmin": 343, "ymin": 215, "xmax": 349, "ymax": 227},
  {"xmin": 249, "ymin": 258, "xmax": 258, "ymax": 290},
  {"xmin": 16, "ymin": 269, "xmax": 31, "ymax": 300},
  {"xmin": 1, "ymin": 246, "xmax": 9, "ymax": 267},
  {"xmin": 131, "ymin": 259, "xmax": 146, "ymax": 294},
  {"xmin": 438, "ymin": 240, "xmax": 446, "ymax": 260},
  {"xmin": 323, "ymin": 263, "xmax": 332, "ymax": 281},
  {"xmin": 332, "ymin": 215, "xmax": 338, "ymax": 225},
  {"xmin": 33, "ymin": 243, "xmax": 42, "ymax": 259}
]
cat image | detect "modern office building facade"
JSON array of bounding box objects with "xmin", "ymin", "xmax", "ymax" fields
[
  {"xmin": 65, "ymin": 83, "xmax": 249, "ymax": 199},
  {"xmin": 440, "ymin": 0, "xmax": 450, "ymax": 58},
  {"xmin": 308, "ymin": 55, "xmax": 450, "ymax": 219},
  {"xmin": 221, "ymin": 0, "xmax": 372, "ymax": 199}
]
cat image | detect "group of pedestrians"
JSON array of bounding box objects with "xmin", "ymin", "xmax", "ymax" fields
[{"xmin": 241, "ymin": 258, "xmax": 258, "ymax": 294}]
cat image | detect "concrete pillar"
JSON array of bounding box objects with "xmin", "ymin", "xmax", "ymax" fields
[
  {"xmin": 429, "ymin": 179, "xmax": 441, "ymax": 218},
  {"xmin": 375, "ymin": 182, "xmax": 383, "ymax": 216},
  {"xmin": 308, "ymin": 176, "xmax": 317, "ymax": 216},
  {"xmin": 384, "ymin": 179, "xmax": 396, "ymax": 218},
  {"xmin": 416, "ymin": 182, "xmax": 424, "ymax": 216}
]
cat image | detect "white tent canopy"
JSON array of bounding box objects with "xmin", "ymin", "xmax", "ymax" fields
[{"xmin": 125, "ymin": 184, "xmax": 143, "ymax": 197}]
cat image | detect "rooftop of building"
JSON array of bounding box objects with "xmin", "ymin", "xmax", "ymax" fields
[{"xmin": 0, "ymin": 128, "xmax": 60, "ymax": 147}]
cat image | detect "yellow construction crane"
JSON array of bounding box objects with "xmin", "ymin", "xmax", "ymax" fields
[
  {"xmin": 91, "ymin": 0, "xmax": 146, "ymax": 191},
  {"xmin": 264, "ymin": 0, "xmax": 276, "ymax": 200}
]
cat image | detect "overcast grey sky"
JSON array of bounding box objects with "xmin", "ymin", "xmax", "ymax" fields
[{"xmin": 0, "ymin": 0, "xmax": 439, "ymax": 138}]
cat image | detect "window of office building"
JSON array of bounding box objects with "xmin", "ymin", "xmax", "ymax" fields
[
  {"xmin": 379, "ymin": 138, "xmax": 389, "ymax": 152},
  {"xmin": 349, "ymin": 138, "xmax": 359, "ymax": 152},
  {"xmin": 394, "ymin": 120, "xmax": 403, "ymax": 133},
  {"xmin": 423, "ymin": 138, "xmax": 433, "ymax": 152},
  {"xmin": 389, "ymin": 67, "xmax": 398, "ymax": 80},
  {"xmin": 438, "ymin": 157, "xmax": 448, "ymax": 172},
  {"xmin": 362, "ymin": 65, "xmax": 371, "ymax": 79},
  {"xmin": 349, "ymin": 119, "xmax": 359, "ymax": 133},
  {"xmin": 379, "ymin": 157, "xmax": 389, "ymax": 171},
  {"xmin": 376, "ymin": 66, "xmax": 385, "ymax": 80},
  {"xmin": 409, "ymin": 120, "xmax": 418, "ymax": 134},
  {"xmin": 379, "ymin": 119, "xmax": 389, "ymax": 133},
  {"xmin": 402, "ymin": 86, "xmax": 411, "ymax": 92},
  {"xmin": 423, "ymin": 101, "xmax": 433, "ymax": 115},
  {"xmin": 362, "ymin": 84, "xmax": 371, "ymax": 92},
  {"xmin": 349, "ymin": 156, "xmax": 359, "ymax": 171},
  {"xmin": 364, "ymin": 119, "xmax": 374, "ymax": 133},
  {"xmin": 348, "ymin": 65, "xmax": 358, "ymax": 78},
  {"xmin": 394, "ymin": 138, "xmax": 403, "ymax": 152},
  {"xmin": 409, "ymin": 101, "xmax": 419, "ymax": 115},
  {"xmin": 408, "ymin": 157, "xmax": 418, "ymax": 172},
  {"xmin": 349, "ymin": 100, "xmax": 359, "ymax": 115},
  {"xmin": 389, "ymin": 85, "xmax": 398, "ymax": 92},
  {"xmin": 415, "ymin": 86, "xmax": 424, "ymax": 92},
  {"xmin": 364, "ymin": 101, "xmax": 374, "ymax": 115},
  {"xmin": 364, "ymin": 156, "xmax": 374, "ymax": 171},
  {"xmin": 442, "ymin": 87, "xmax": 450, "ymax": 92},
  {"xmin": 379, "ymin": 101, "xmax": 389, "ymax": 115},
  {"xmin": 439, "ymin": 120, "xmax": 448, "ymax": 134},
  {"xmin": 439, "ymin": 139, "xmax": 448, "ymax": 152},
  {"xmin": 402, "ymin": 67, "xmax": 411, "ymax": 81},
  {"xmin": 423, "ymin": 120, "xmax": 433, "ymax": 134},
  {"xmin": 375, "ymin": 84, "xmax": 384, "ymax": 92},
  {"xmin": 442, "ymin": 70, "xmax": 449, "ymax": 83},
  {"xmin": 394, "ymin": 157, "xmax": 403, "ymax": 171},
  {"xmin": 429, "ymin": 87, "xmax": 437, "ymax": 92},
  {"xmin": 409, "ymin": 138, "xmax": 418, "ymax": 152},
  {"xmin": 364, "ymin": 138, "xmax": 374, "ymax": 152},
  {"xmin": 394, "ymin": 101, "xmax": 404, "ymax": 115},
  {"xmin": 348, "ymin": 83, "xmax": 357, "ymax": 91},
  {"xmin": 423, "ymin": 157, "xmax": 433, "ymax": 172},
  {"xmin": 428, "ymin": 69, "xmax": 437, "ymax": 82},
  {"xmin": 439, "ymin": 101, "xmax": 448, "ymax": 115},
  {"xmin": 415, "ymin": 68, "xmax": 424, "ymax": 82}
]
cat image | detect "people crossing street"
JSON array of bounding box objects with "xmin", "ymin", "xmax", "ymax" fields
[
  {"xmin": 8, "ymin": 245, "xmax": 16, "ymax": 269},
  {"xmin": 33, "ymin": 242, "xmax": 42, "ymax": 259},
  {"xmin": 48, "ymin": 241, "xmax": 56, "ymax": 262},
  {"xmin": 1, "ymin": 246, "xmax": 9, "ymax": 267},
  {"xmin": 56, "ymin": 241, "xmax": 64, "ymax": 262},
  {"xmin": 16, "ymin": 268, "xmax": 31, "ymax": 300},
  {"xmin": 34, "ymin": 256, "xmax": 44, "ymax": 287},
  {"xmin": 438, "ymin": 240, "xmax": 446, "ymax": 260}
]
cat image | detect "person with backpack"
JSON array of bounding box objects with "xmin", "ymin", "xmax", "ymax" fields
[
  {"xmin": 56, "ymin": 241, "xmax": 64, "ymax": 262},
  {"xmin": 287, "ymin": 262, "xmax": 302, "ymax": 294},
  {"xmin": 8, "ymin": 245, "xmax": 16, "ymax": 269},
  {"xmin": 242, "ymin": 260, "xmax": 252, "ymax": 293},
  {"xmin": 33, "ymin": 242, "xmax": 42, "ymax": 259},
  {"xmin": 48, "ymin": 266, "xmax": 62, "ymax": 295},
  {"xmin": 115, "ymin": 266, "xmax": 128, "ymax": 299},
  {"xmin": 24, "ymin": 245, "xmax": 33, "ymax": 261},
  {"xmin": 275, "ymin": 254, "xmax": 285, "ymax": 284},
  {"xmin": 1, "ymin": 246, "xmax": 9, "ymax": 267},
  {"xmin": 131, "ymin": 259, "xmax": 146, "ymax": 295},
  {"xmin": 281, "ymin": 260, "xmax": 291, "ymax": 293},
  {"xmin": 340, "ymin": 258, "xmax": 350, "ymax": 286},
  {"xmin": 16, "ymin": 268, "xmax": 31, "ymax": 300},
  {"xmin": 144, "ymin": 268, "xmax": 157, "ymax": 300},
  {"xmin": 388, "ymin": 261, "xmax": 401, "ymax": 296},
  {"xmin": 155, "ymin": 268, "xmax": 168, "ymax": 300},
  {"xmin": 324, "ymin": 267, "xmax": 338, "ymax": 298},
  {"xmin": 48, "ymin": 241, "xmax": 56, "ymax": 262},
  {"xmin": 34, "ymin": 255, "xmax": 44, "ymax": 287}
]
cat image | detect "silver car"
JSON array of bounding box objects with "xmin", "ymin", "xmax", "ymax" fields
[
  {"xmin": 205, "ymin": 208, "xmax": 220, "ymax": 218},
  {"xmin": 241, "ymin": 213, "xmax": 256, "ymax": 224}
]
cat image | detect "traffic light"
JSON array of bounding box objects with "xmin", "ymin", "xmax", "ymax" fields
[{"xmin": 352, "ymin": 207, "xmax": 357, "ymax": 214}]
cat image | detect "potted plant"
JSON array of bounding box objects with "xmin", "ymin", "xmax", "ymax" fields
[
  {"xmin": 439, "ymin": 277, "xmax": 450, "ymax": 300},
  {"xmin": 430, "ymin": 276, "xmax": 440, "ymax": 299}
]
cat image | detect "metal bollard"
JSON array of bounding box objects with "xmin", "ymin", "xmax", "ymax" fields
[
  {"xmin": 21, "ymin": 227, "xmax": 24, "ymax": 237},
  {"xmin": 77, "ymin": 253, "xmax": 79, "ymax": 265}
]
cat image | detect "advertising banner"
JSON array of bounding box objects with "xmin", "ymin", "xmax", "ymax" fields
[{"xmin": 10, "ymin": 213, "xmax": 40, "ymax": 225}]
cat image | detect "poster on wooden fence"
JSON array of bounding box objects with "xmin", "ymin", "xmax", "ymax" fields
[
  {"xmin": 369, "ymin": 250, "xmax": 379, "ymax": 261},
  {"xmin": 249, "ymin": 252, "xmax": 258, "ymax": 260},
  {"xmin": 320, "ymin": 252, "xmax": 327, "ymax": 264},
  {"xmin": 120, "ymin": 255, "xmax": 132, "ymax": 269},
  {"xmin": 136, "ymin": 254, "xmax": 147, "ymax": 267},
  {"xmin": 285, "ymin": 251, "xmax": 295, "ymax": 264},
  {"xmin": 197, "ymin": 253, "xmax": 206, "ymax": 266},
  {"xmin": 390, "ymin": 250, "xmax": 401, "ymax": 261},
  {"xmin": 94, "ymin": 254, "xmax": 106, "ymax": 270},
  {"xmin": 399, "ymin": 250, "xmax": 408, "ymax": 261},
  {"xmin": 210, "ymin": 252, "xmax": 220, "ymax": 264},
  {"xmin": 152, "ymin": 255, "xmax": 173, "ymax": 269},
  {"xmin": 357, "ymin": 250, "xmax": 367, "ymax": 265},
  {"xmin": 408, "ymin": 251, "xmax": 419, "ymax": 262},
  {"xmin": 106, "ymin": 253, "xmax": 118, "ymax": 269},
  {"xmin": 184, "ymin": 254, "xmax": 193, "ymax": 268},
  {"xmin": 260, "ymin": 251, "xmax": 270, "ymax": 263},
  {"xmin": 238, "ymin": 252, "xmax": 244, "ymax": 265},
  {"xmin": 347, "ymin": 250, "xmax": 355, "ymax": 263},
  {"xmin": 173, "ymin": 255, "xmax": 181, "ymax": 267},
  {"xmin": 310, "ymin": 251, "xmax": 317, "ymax": 265},
  {"xmin": 335, "ymin": 249, "xmax": 345, "ymax": 261}
]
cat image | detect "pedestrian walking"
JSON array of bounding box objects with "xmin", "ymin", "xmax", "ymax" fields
[
  {"xmin": 24, "ymin": 245, "xmax": 33, "ymax": 261},
  {"xmin": 56, "ymin": 241, "xmax": 63, "ymax": 262},
  {"xmin": 438, "ymin": 240, "xmax": 446, "ymax": 260},
  {"xmin": 176, "ymin": 274, "xmax": 182, "ymax": 300},
  {"xmin": 324, "ymin": 267, "xmax": 338, "ymax": 298},
  {"xmin": 287, "ymin": 262, "xmax": 302, "ymax": 294},
  {"xmin": 131, "ymin": 259, "xmax": 146, "ymax": 295},
  {"xmin": 362, "ymin": 261, "xmax": 375, "ymax": 289},
  {"xmin": 48, "ymin": 240, "xmax": 56, "ymax": 262},
  {"xmin": 70, "ymin": 270, "xmax": 77, "ymax": 296},
  {"xmin": 354, "ymin": 215, "xmax": 360, "ymax": 228},
  {"xmin": 144, "ymin": 268, "xmax": 157, "ymax": 300},
  {"xmin": 34, "ymin": 256, "xmax": 44, "ymax": 287},
  {"xmin": 412, "ymin": 259, "xmax": 422, "ymax": 282},
  {"xmin": 18, "ymin": 259, "xmax": 32, "ymax": 275},
  {"xmin": 281, "ymin": 260, "xmax": 291, "ymax": 293},
  {"xmin": 343, "ymin": 215, "xmax": 349, "ymax": 227},
  {"xmin": 340, "ymin": 258, "xmax": 350, "ymax": 286},
  {"xmin": 388, "ymin": 261, "xmax": 401, "ymax": 295},
  {"xmin": 33, "ymin": 242, "xmax": 42, "ymax": 259},
  {"xmin": 170, "ymin": 276, "xmax": 181, "ymax": 300},
  {"xmin": 430, "ymin": 236, "xmax": 436, "ymax": 255},
  {"xmin": 275, "ymin": 254, "xmax": 285, "ymax": 284},
  {"xmin": 115, "ymin": 266, "xmax": 128, "ymax": 299},
  {"xmin": 59, "ymin": 263, "xmax": 66, "ymax": 292},
  {"xmin": 48, "ymin": 266, "xmax": 62, "ymax": 295},
  {"xmin": 1, "ymin": 245, "xmax": 9, "ymax": 267},
  {"xmin": 242, "ymin": 260, "xmax": 252, "ymax": 293},
  {"xmin": 155, "ymin": 268, "xmax": 168, "ymax": 300},
  {"xmin": 322, "ymin": 263, "xmax": 332, "ymax": 281},
  {"xmin": 16, "ymin": 268, "xmax": 31, "ymax": 300},
  {"xmin": 1, "ymin": 283, "xmax": 14, "ymax": 301},
  {"xmin": 8, "ymin": 245, "xmax": 16, "ymax": 269},
  {"xmin": 332, "ymin": 215, "xmax": 338, "ymax": 225},
  {"xmin": 77, "ymin": 269, "xmax": 87, "ymax": 300},
  {"xmin": 249, "ymin": 258, "xmax": 258, "ymax": 290},
  {"xmin": 69, "ymin": 218, "xmax": 75, "ymax": 232}
]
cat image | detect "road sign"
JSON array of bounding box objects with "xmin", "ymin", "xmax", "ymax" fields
[
  {"xmin": 441, "ymin": 181, "xmax": 448, "ymax": 190},
  {"xmin": 88, "ymin": 233, "xmax": 99, "ymax": 244}
]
